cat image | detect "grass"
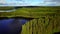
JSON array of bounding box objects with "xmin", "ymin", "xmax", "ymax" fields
[
  {"xmin": 0, "ymin": 6, "xmax": 60, "ymax": 18},
  {"xmin": 0, "ymin": 6, "xmax": 60, "ymax": 34}
]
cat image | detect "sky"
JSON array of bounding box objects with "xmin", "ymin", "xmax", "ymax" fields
[{"xmin": 0, "ymin": 0, "xmax": 60, "ymax": 6}]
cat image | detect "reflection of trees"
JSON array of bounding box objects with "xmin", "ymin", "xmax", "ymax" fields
[
  {"xmin": 0, "ymin": 18, "xmax": 23, "ymax": 34},
  {"xmin": 7, "ymin": 18, "xmax": 22, "ymax": 34}
]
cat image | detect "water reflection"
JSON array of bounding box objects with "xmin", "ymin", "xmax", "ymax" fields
[{"xmin": 0, "ymin": 18, "xmax": 31, "ymax": 34}]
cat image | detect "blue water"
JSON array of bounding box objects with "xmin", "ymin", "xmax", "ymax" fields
[{"xmin": 0, "ymin": 18, "xmax": 28, "ymax": 34}]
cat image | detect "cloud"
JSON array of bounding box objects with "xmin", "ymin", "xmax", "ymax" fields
[
  {"xmin": 41, "ymin": 0, "xmax": 60, "ymax": 6},
  {"xmin": 45, "ymin": 0, "xmax": 60, "ymax": 2},
  {"xmin": 29, "ymin": 0, "xmax": 60, "ymax": 6},
  {"xmin": 0, "ymin": 0, "xmax": 60, "ymax": 6}
]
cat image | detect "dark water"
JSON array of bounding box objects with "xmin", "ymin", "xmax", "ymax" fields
[
  {"xmin": 0, "ymin": 18, "xmax": 31, "ymax": 34},
  {"xmin": 54, "ymin": 32, "xmax": 60, "ymax": 34}
]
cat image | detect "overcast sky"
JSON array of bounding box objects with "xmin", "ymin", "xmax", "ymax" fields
[{"xmin": 0, "ymin": 0, "xmax": 60, "ymax": 6}]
